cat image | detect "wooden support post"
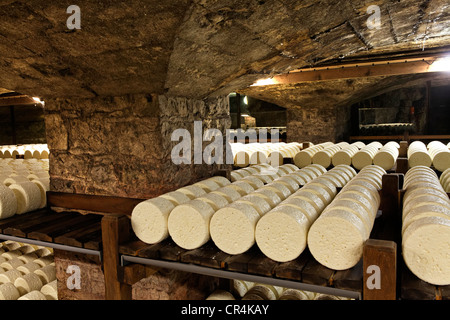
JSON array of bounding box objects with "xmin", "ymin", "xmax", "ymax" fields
[
  {"xmin": 101, "ymin": 214, "xmax": 132, "ymax": 300},
  {"xmin": 398, "ymin": 141, "xmax": 408, "ymax": 157},
  {"xmin": 380, "ymin": 174, "xmax": 402, "ymax": 235},
  {"xmin": 363, "ymin": 239, "xmax": 397, "ymax": 300}
]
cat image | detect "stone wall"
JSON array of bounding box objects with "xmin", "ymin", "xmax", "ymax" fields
[{"xmin": 44, "ymin": 94, "xmax": 231, "ymax": 199}]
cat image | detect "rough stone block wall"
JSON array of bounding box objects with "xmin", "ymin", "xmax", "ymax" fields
[
  {"xmin": 44, "ymin": 94, "xmax": 231, "ymax": 199},
  {"xmin": 287, "ymin": 105, "xmax": 337, "ymax": 143}
]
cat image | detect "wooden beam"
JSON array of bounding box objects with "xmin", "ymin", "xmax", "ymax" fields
[
  {"xmin": 0, "ymin": 95, "xmax": 37, "ymax": 106},
  {"xmin": 271, "ymin": 60, "xmax": 436, "ymax": 84}
]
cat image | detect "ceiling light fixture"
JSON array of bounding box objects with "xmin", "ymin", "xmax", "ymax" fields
[
  {"xmin": 428, "ymin": 56, "xmax": 450, "ymax": 72},
  {"xmin": 251, "ymin": 78, "xmax": 276, "ymax": 87}
]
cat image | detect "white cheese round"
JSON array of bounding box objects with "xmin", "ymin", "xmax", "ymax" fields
[
  {"xmin": 402, "ymin": 216, "xmax": 450, "ymax": 285},
  {"xmin": 14, "ymin": 273, "xmax": 43, "ymax": 296},
  {"xmin": 252, "ymin": 188, "xmax": 282, "ymax": 208},
  {"xmin": 159, "ymin": 191, "xmax": 191, "ymax": 206},
  {"xmin": 210, "ymin": 202, "xmax": 260, "ymax": 255},
  {"xmin": 285, "ymin": 194, "xmax": 321, "ymax": 219},
  {"xmin": 168, "ymin": 199, "xmax": 215, "ymax": 250},
  {"xmin": 0, "ymin": 282, "xmax": 20, "ymax": 300},
  {"xmin": 0, "ymin": 184, "xmax": 17, "ymax": 220},
  {"xmin": 131, "ymin": 197, "xmax": 175, "ymax": 244},
  {"xmin": 255, "ymin": 207, "xmax": 310, "ymax": 262},
  {"xmin": 8, "ymin": 182, "xmax": 41, "ymax": 214},
  {"xmin": 308, "ymin": 208, "xmax": 368, "ymax": 270},
  {"xmin": 176, "ymin": 185, "xmax": 207, "ymax": 199}
]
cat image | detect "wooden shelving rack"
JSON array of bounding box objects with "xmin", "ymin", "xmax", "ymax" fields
[{"xmin": 1, "ymin": 143, "xmax": 449, "ymax": 300}]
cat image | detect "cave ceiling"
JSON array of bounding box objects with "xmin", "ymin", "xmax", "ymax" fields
[{"xmin": 0, "ymin": 0, "xmax": 449, "ymax": 108}]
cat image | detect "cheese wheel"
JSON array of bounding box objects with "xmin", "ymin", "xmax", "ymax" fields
[
  {"xmin": 0, "ymin": 282, "xmax": 20, "ymax": 300},
  {"xmin": 230, "ymin": 171, "xmax": 243, "ymax": 182},
  {"xmin": 1, "ymin": 258, "xmax": 24, "ymax": 271},
  {"xmin": 279, "ymin": 289, "xmax": 315, "ymax": 300},
  {"xmin": 196, "ymin": 193, "xmax": 230, "ymax": 211},
  {"xmin": 207, "ymin": 176, "xmax": 231, "ymax": 187},
  {"xmin": 334, "ymin": 164, "xmax": 357, "ymax": 178},
  {"xmin": 235, "ymin": 195, "xmax": 271, "ymax": 216},
  {"xmin": 240, "ymin": 176, "xmax": 264, "ymax": 189},
  {"xmin": 3, "ymin": 175, "xmax": 29, "ymax": 186},
  {"xmin": 206, "ymin": 290, "xmax": 236, "ymax": 300},
  {"xmin": 40, "ymin": 280, "xmax": 58, "ymax": 300},
  {"xmin": 176, "ymin": 185, "xmax": 206, "ymax": 199},
  {"xmin": 210, "ymin": 202, "xmax": 260, "ymax": 255},
  {"xmin": 293, "ymin": 189, "xmax": 325, "ymax": 212},
  {"xmin": 252, "ymin": 188, "xmax": 282, "ymax": 208},
  {"xmin": 18, "ymin": 290, "xmax": 47, "ymax": 300},
  {"xmin": 402, "ymin": 203, "xmax": 450, "ymax": 233},
  {"xmin": 1, "ymin": 249, "xmax": 22, "ymax": 260},
  {"xmin": 168, "ymin": 199, "xmax": 215, "ymax": 250},
  {"xmin": 327, "ymin": 199, "xmax": 374, "ymax": 235},
  {"xmin": 131, "ymin": 197, "xmax": 175, "ymax": 244},
  {"xmin": 30, "ymin": 179, "xmax": 48, "ymax": 209},
  {"xmin": 33, "ymin": 256, "xmax": 54, "ymax": 268},
  {"xmin": 14, "ymin": 273, "xmax": 43, "ymax": 296},
  {"xmin": 352, "ymin": 150, "xmax": 374, "ymax": 170},
  {"xmin": 286, "ymin": 194, "xmax": 322, "ymax": 217},
  {"xmin": 403, "ymin": 194, "xmax": 450, "ymax": 215},
  {"xmin": 193, "ymin": 179, "xmax": 220, "ymax": 193},
  {"xmin": 255, "ymin": 208, "xmax": 310, "ymax": 262},
  {"xmin": 263, "ymin": 183, "xmax": 291, "ymax": 200},
  {"xmin": 294, "ymin": 150, "xmax": 315, "ymax": 168},
  {"xmin": 212, "ymin": 187, "xmax": 242, "ymax": 202},
  {"xmin": 17, "ymin": 262, "xmax": 41, "ymax": 275},
  {"xmin": 234, "ymin": 151, "xmax": 250, "ymax": 167},
  {"xmin": 274, "ymin": 176, "xmax": 299, "ymax": 193},
  {"xmin": 323, "ymin": 171, "xmax": 347, "ymax": 188},
  {"xmin": 402, "ymin": 216, "xmax": 450, "ymax": 285},
  {"xmin": 34, "ymin": 265, "xmax": 56, "ymax": 285},
  {"xmin": 337, "ymin": 191, "xmax": 378, "ymax": 220},
  {"xmin": 0, "ymin": 184, "xmax": 17, "ymax": 220},
  {"xmin": 308, "ymin": 209, "xmax": 368, "ymax": 270},
  {"xmin": 306, "ymin": 179, "xmax": 337, "ymax": 199},
  {"xmin": 301, "ymin": 184, "xmax": 332, "ymax": 205},
  {"xmin": 408, "ymin": 150, "xmax": 432, "ymax": 168},
  {"xmin": 17, "ymin": 252, "xmax": 38, "ymax": 264},
  {"xmin": 8, "ymin": 182, "xmax": 41, "ymax": 214},
  {"xmin": 286, "ymin": 173, "xmax": 308, "ymax": 186},
  {"xmin": 159, "ymin": 191, "xmax": 191, "ymax": 206},
  {"xmin": 290, "ymin": 171, "xmax": 313, "ymax": 184},
  {"xmin": 0, "ymin": 269, "xmax": 23, "ymax": 284},
  {"xmin": 303, "ymin": 165, "xmax": 324, "ymax": 177},
  {"xmin": 230, "ymin": 181, "xmax": 255, "ymax": 195}
]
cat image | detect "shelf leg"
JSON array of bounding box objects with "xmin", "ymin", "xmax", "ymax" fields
[
  {"xmin": 101, "ymin": 214, "xmax": 132, "ymax": 300},
  {"xmin": 363, "ymin": 239, "xmax": 397, "ymax": 300}
]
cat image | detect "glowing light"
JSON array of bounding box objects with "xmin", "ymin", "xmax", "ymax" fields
[
  {"xmin": 251, "ymin": 78, "xmax": 276, "ymax": 86},
  {"xmin": 429, "ymin": 56, "xmax": 450, "ymax": 72},
  {"xmin": 243, "ymin": 96, "xmax": 248, "ymax": 105}
]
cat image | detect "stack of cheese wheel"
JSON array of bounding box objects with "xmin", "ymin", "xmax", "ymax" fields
[
  {"xmin": 255, "ymin": 165, "xmax": 356, "ymax": 262},
  {"xmin": 427, "ymin": 141, "xmax": 450, "ymax": 172},
  {"xmin": 131, "ymin": 176, "xmax": 230, "ymax": 245},
  {"xmin": 0, "ymin": 241, "xmax": 56, "ymax": 300},
  {"xmin": 373, "ymin": 141, "xmax": 400, "ymax": 171},
  {"xmin": 267, "ymin": 143, "xmax": 303, "ymax": 167},
  {"xmin": 312, "ymin": 142, "xmax": 350, "ymax": 169},
  {"xmin": 332, "ymin": 142, "xmax": 365, "ymax": 166},
  {"xmin": 440, "ymin": 168, "xmax": 450, "ymax": 192},
  {"xmin": 351, "ymin": 142, "xmax": 383, "ymax": 170},
  {"xmin": 402, "ymin": 166, "xmax": 450, "ymax": 285},
  {"xmin": 210, "ymin": 165, "xmax": 319, "ymax": 255},
  {"xmin": 293, "ymin": 142, "xmax": 334, "ymax": 168},
  {"xmin": 408, "ymin": 141, "xmax": 432, "ymax": 168},
  {"xmin": 308, "ymin": 165, "xmax": 386, "ymax": 270}
]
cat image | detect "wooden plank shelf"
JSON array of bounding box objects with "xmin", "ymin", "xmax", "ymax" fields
[{"xmin": 0, "ymin": 208, "xmax": 103, "ymax": 251}]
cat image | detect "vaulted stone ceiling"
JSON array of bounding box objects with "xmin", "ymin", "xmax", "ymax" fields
[{"xmin": 0, "ymin": 0, "xmax": 449, "ymax": 106}]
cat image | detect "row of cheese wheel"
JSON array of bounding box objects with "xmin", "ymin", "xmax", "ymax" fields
[
  {"xmin": 132, "ymin": 163, "xmax": 321, "ymax": 249},
  {"xmin": 253, "ymin": 165, "xmax": 358, "ymax": 263},
  {"xmin": 408, "ymin": 141, "xmax": 450, "ymax": 172},
  {"xmin": 0, "ymin": 241, "xmax": 57, "ymax": 300},
  {"xmin": 207, "ymin": 280, "xmax": 352, "ymax": 300},
  {"xmin": 231, "ymin": 142, "xmax": 304, "ymax": 167},
  {"xmin": 0, "ymin": 144, "xmax": 50, "ymax": 160},
  {"xmin": 294, "ymin": 141, "xmax": 400, "ymax": 171},
  {"xmin": 440, "ymin": 168, "xmax": 450, "ymax": 192},
  {"xmin": 308, "ymin": 165, "xmax": 385, "ymax": 270},
  {"xmin": 0, "ymin": 160, "xmax": 50, "ymax": 219},
  {"xmin": 401, "ymin": 166, "xmax": 450, "ymax": 286}
]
